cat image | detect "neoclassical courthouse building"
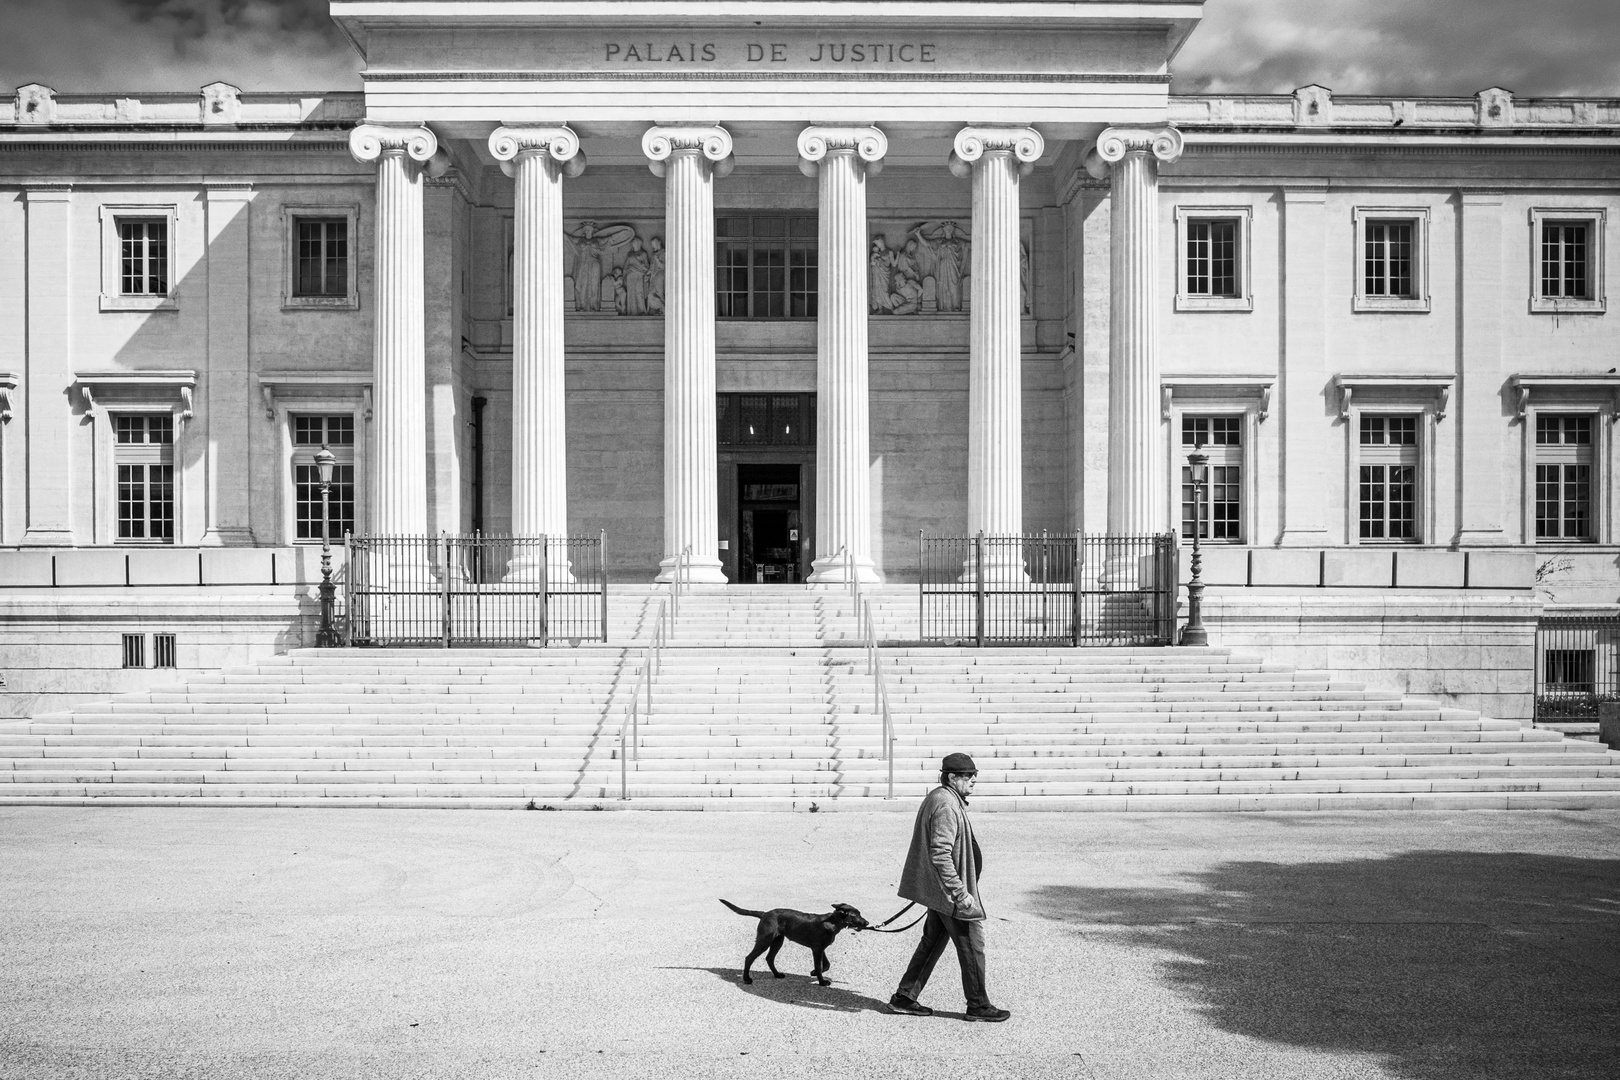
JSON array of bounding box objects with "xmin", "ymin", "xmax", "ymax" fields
[{"xmin": 0, "ymin": 1, "xmax": 1617, "ymax": 717}]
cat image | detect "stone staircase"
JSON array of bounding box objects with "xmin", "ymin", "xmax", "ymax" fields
[{"xmin": 2, "ymin": 586, "xmax": 1619, "ymax": 809}]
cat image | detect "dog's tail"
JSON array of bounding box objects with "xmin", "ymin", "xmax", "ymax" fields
[{"xmin": 719, "ymin": 898, "xmax": 766, "ymax": 919}]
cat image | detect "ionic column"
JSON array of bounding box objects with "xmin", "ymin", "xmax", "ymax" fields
[
  {"xmin": 644, "ymin": 125, "xmax": 733, "ymax": 584},
  {"xmin": 490, "ymin": 126, "xmax": 586, "ymax": 576},
  {"xmin": 1085, "ymin": 127, "xmax": 1182, "ymax": 538},
  {"xmin": 801, "ymin": 126, "xmax": 886, "ymax": 585},
  {"xmin": 951, "ymin": 126, "xmax": 1044, "ymax": 577},
  {"xmin": 349, "ymin": 124, "xmax": 443, "ymax": 539}
]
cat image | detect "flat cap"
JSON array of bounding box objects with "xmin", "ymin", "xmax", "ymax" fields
[{"xmin": 941, "ymin": 752, "xmax": 978, "ymax": 774}]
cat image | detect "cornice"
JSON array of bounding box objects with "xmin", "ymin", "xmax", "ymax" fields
[
  {"xmin": 1182, "ymin": 135, "xmax": 1620, "ymax": 156},
  {"xmin": 0, "ymin": 138, "xmax": 353, "ymax": 154},
  {"xmin": 361, "ymin": 70, "xmax": 1170, "ymax": 84}
]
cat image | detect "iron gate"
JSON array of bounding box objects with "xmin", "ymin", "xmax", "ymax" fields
[
  {"xmin": 918, "ymin": 532, "xmax": 1178, "ymax": 646},
  {"xmin": 1533, "ymin": 614, "xmax": 1620, "ymax": 722},
  {"xmin": 341, "ymin": 533, "xmax": 607, "ymax": 647}
]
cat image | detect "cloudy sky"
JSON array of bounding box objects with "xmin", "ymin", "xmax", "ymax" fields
[{"xmin": 4, "ymin": 0, "xmax": 1618, "ymax": 97}]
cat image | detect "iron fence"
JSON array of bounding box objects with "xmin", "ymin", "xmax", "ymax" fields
[
  {"xmin": 341, "ymin": 533, "xmax": 607, "ymax": 647},
  {"xmin": 1533, "ymin": 614, "xmax": 1620, "ymax": 722},
  {"xmin": 918, "ymin": 532, "xmax": 1177, "ymax": 646}
]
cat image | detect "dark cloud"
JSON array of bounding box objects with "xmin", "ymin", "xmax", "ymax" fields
[{"xmin": 1176, "ymin": 0, "xmax": 1620, "ymax": 96}]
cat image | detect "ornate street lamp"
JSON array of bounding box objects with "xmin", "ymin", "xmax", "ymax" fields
[
  {"xmin": 315, "ymin": 444, "xmax": 338, "ymax": 648},
  {"xmin": 1180, "ymin": 448, "xmax": 1210, "ymax": 647}
]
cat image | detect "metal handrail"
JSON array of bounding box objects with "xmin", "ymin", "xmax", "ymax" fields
[
  {"xmin": 620, "ymin": 596, "xmax": 669, "ymax": 801},
  {"xmin": 861, "ymin": 597, "xmax": 896, "ymax": 800}
]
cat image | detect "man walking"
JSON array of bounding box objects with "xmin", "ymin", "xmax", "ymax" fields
[{"xmin": 887, "ymin": 752, "xmax": 1011, "ymax": 1021}]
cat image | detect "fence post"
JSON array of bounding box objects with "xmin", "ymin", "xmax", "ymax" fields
[
  {"xmin": 1072, "ymin": 535, "xmax": 1081, "ymax": 647},
  {"xmin": 599, "ymin": 529, "xmax": 609, "ymax": 644},
  {"xmin": 343, "ymin": 533, "xmax": 355, "ymax": 647},
  {"xmin": 441, "ymin": 533, "xmax": 452, "ymax": 648},
  {"xmin": 539, "ymin": 535, "xmax": 550, "ymax": 648},
  {"xmin": 917, "ymin": 530, "xmax": 924, "ymax": 644},
  {"xmin": 975, "ymin": 531, "xmax": 986, "ymax": 648}
]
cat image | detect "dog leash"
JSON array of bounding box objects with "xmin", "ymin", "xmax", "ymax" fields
[{"xmin": 861, "ymin": 901, "xmax": 926, "ymax": 934}]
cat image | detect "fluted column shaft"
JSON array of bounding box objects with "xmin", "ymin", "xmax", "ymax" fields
[
  {"xmin": 490, "ymin": 127, "xmax": 584, "ymax": 552},
  {"xmin": 801, "ymin": 126, "xmax": 886, "ymax": 584},
  {"xmin": 953, "ymin": 127, "xmax": 1043, "ymax": 575},
  {"xmin": 1089, "ymin": 127, "xmax": 1183, "ymax": 537},
  {"xmin": 645, "ymin": 126, "xmax": 733, "ymax": 584},
  {"xmin": 350, "ymin": 124, "xmax": 440, "ymax": 538}
]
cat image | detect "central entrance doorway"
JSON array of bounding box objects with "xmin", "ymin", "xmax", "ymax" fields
[{"xmin": 737, "ymin": 464, "xmax": 805, "ymax": 584}]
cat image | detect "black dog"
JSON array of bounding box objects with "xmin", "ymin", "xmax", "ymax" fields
[{"xmin": 719, "ymin": 899, "xmax": 870, "ymax": 986}]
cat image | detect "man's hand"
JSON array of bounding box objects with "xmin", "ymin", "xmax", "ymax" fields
[{"xmin": 954, "ymin": 894, "xmax": 981, "ymax": 918}]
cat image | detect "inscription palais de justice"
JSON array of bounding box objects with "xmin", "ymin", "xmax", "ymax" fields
[{"xmin": 602, "ymin": 41, "xmax": 939, "ymax": 63}]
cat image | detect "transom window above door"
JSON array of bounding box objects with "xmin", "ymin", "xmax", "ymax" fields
[
  {"xmin": 717, "ymin": 393, "xmax": 815, "ymax": 447},
  {"xmin": 716, "ymin": 215, "xmax": 817, "ymax": 319}
]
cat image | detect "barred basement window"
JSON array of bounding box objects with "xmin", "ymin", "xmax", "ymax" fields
[
  {"xmin": 122, "ymin": 634, "xmax": 145, "ymax": 669},
  {"xmin": 1364, "ymin": 220, "xmax": 1415, "ymax": 298},
  {"xmin": 1180, "ymin": 415, "xmax": 1242, "ymax": 542},
  {"xmin": 153, "ymin": 634, "xmax": 177, "ymax": 669},
  {"xmin": 1359, "ymin": 415, "xmax": 1419, "ymax": 542},
  {"xmin": 115, "ymin": 413, "xmax": 175, "ymax": 543},
  {"xmin": 1544, "ymin": 648, "xmax": 1596, "ymax": 694},
  {"xmin": 717, "ymin": 215, "xmax": 817, "ymax": 319},
  {"xmin": 119, "ymin": 219, "xmax": 169, "ymax": 295},
  {"xmin": 294, "ymin": 219, "xmax": 348, "ymax": 298},
  {"xmin": 1185, "ymin": 219, "xmax": 1238, "ymax": 298},
  {"xmin": 1535, "ymin": 414, "xmax": 1594, "ymax": 541},
  {"xmin": 292, "ymin": 414, "xmax": 356, "ymax": 541}
]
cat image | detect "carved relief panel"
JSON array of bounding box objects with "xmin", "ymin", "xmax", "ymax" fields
[{"xmin": 866, "ymin": 219, "xmax": 1033, "ymax": 316}]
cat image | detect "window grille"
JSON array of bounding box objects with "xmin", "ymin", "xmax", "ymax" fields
[
  {"xmin": 153, "ymin": 634, "xmax": 177, "ymax": 669},
  {"xmin": 1185, "ymin": 219, "xmax": 1238, "ymax": 297},
  {"xmin": 1535, "ymin": 414, "xmax": 1594, "ymax": 541},
  {"xmin": 292, "ymin": 414, "xmax": 357, "ymax": 542},
  {"xmin": 1180, "ymin": 415, "xmax": 1242, "ymax": 541},
  {"xmin": 717, "ymin": 393, "xmax": 815, "ymax": 447},
  {"xmin": 115, "ymin": 414, "xmax": 175, "ymax": 543},
  {"xmin": 1542, "ymin": 223, "xmax": 1590, "ymax": 300},
  {"xmin": 1364, "ymin": 220, "xmax": 1415, "ymax": 298},
  {"xmin": 121, "ymin": 634, "xmax": 145, "ymax": 669},
  {"xmin": 119, "ymin": 219, "xmax": 169, "ymax": 295},
  {"xmin": 716, "ymin": 215, "xmax": 817, "ymax": 318},
  {"xmin": 295, "ymin": 219, "xmax": 348, "ymax": 298},
  {"xmin": 1358, "ymin": 415, "xmax": 1419, "ymax": 541},
  {"xmin": 1544, "ymin": 648, "xmax": 1596, "ymax": 693}
]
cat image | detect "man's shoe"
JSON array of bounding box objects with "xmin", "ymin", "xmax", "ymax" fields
[
  {"xmin": 964, "ymin": 1006, "xmax": 1011, "ymax": 1023},
  {"xmin": 887, "ymin": 994, "xmax": 933, "ymax": 1017}
]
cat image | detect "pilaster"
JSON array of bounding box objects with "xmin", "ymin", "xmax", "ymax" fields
[
  {"xmin": 22, "ymin": 186, "xmax": 74, "ymax": 545},
  {"xmin": 801, "ymin": 125, "xmax": 886, "ymax": 584},
  {"xmin": 201, "ymin": 185, "xmax": 255, "ymax": 545},
  {"xmin": 1280, "ymin": 184, "xmax": 1331, "ymax": 544},
  {"xmin": 644, "ymin": 125, "xmax": 734, "ymax": 584},
  {"xmin": 1458, "ymin": 191, "xmax": 1507, "ymax": 544}
]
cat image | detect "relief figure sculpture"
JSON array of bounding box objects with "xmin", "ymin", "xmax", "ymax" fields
[
  {"xmin": 564, "ymin": 220, "xmax": 636, "ymax": 313},
  {"xmin": 623, "ymin": 238, "xmax": 652, "ymax": 316},
  {"xmin": 869, "ymin": 238, "xmax": 896, "ymax": 314},
  {"xmin": 647, "ymin": 236, "xmax": 666, "ymax": 315},
  {"xmin": 911, "ymin": 221, "xmax": 970, "ymax": 313}
]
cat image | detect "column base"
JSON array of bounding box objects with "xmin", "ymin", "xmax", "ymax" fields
[
  {"xmin": 958, "ymin": 550, "xmax": 1031, "ymax": 586},
  {"xmin": 200, "ymin": 527, "xmax": 257, "ymax": 547},
  {"xmin": 20, "ymin": 528, "xmax": 75, "ymax": 547},
  {"xmin": 807, "ymin": 553, "xmax": 882, "ymax": 584},
  {"xmin": 503, "ymin": 551, "xmax": 575, "ymax": 586},
  {"xmin": 656, "ymin": 555, "xmax": 728, "ymax": 585}
]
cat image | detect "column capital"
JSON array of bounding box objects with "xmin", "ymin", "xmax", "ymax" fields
[
  {"xmin": 349, "ymin": 123, "xmax": 449, "ymax": 176},
  {"xmin": 1084, "ymin": 126, "xmax": 1183, "ymax": 179},
  {"xmin": 642, "ymin": 125, "xmax": 734, "ymax": 179},
  {"xmin": 949, "ymin": 126, "xmax": 1044, "ymax": 179},
  {"xmin": 797, "ymin": 125, "xmax": 887, "ymax": 178},
  {"xmin": 488, "ymin": 125, "xmax": 587, "ymax": 179}
]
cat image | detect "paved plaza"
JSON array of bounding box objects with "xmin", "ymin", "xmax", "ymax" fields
[{"xmin": 1, "ymin": 808, "xmax": 1616, "ymax": 1080}]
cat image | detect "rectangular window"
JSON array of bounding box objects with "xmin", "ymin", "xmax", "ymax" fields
[
  {"xmin": 1544, "ymin": 648, "xmax": 1595, "ymax": 693},
  {"xmin": 295, "ymin": 219, "xmax": 348, "ymax": 298},
  {"xmin": 119, "ymin": 220, "xmax": 168, "ymax": 296},
  {"xmin": 1542, "ymin": 223, "xmax": 1590, "ymax": 300},
  {"xmin": 1185, "ymin": 220, "xmax": 1238, "ymax": 298},
  {"xmin": 1535, "ymin": 414, "xmax": 1594, "ymax": 541},
  {"xmin": 716, "ymin": 215, "xmax": 817, "ymax": 319},
  {"xmin": 1358, "ymin": 415, "xmax": 1420, "ymax": 542},
  {"xmin": 1365, "ymin": 221, "xmax": 1415, "ymax": 298},
  {"xmin": 121, "ymin": 634, "xmax": 145, "ymax": 669},
  {"xmin": 717, "ymin": 393, "xmax": 814, "ymax": 447},
  {"xmin": 115, "ymin": 414, "xmax": 175, "ymax": 543},
  {"xmin": 153, "ymin": 634, "xmax": 177, "ymax": 669},
  {"xmin": 292, "ymin": 414, "xmax": 357, "ymax": 542},
  {"xmin": 1180, "ymin": 415, "xmax": 1242, "ymax": 542}
]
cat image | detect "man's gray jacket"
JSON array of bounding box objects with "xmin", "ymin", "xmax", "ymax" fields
[{"xmin": 897, "ymin": 785, "xmax": 984, "ymax": 920}]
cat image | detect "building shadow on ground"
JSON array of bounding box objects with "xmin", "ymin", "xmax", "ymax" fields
[
  {"xmin": 1027, "ymin": 851, "xmax": 1620, "ymax": 1080},
  {"xmin": 666, "ymin": 966, "xmax": 891, "ymax": 1013}
]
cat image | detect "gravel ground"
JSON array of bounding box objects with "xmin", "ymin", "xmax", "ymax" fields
[{"xmin": 1, "ymin": 807, "xmax": 1616, "ymax": 1080}]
